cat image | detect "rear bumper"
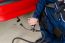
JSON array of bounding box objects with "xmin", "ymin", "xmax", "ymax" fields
[{"xmin": 0, "ymin": 0, "xmax": 38, "ymax": 22}]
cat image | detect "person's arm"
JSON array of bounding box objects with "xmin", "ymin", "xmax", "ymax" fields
[
  {"xmin": 28, "ymin": 0, "xmax": 46, "ymax": 26},
  {"xmin": 33, "ymin": 0, "xmax": 46, "ymax": 19}
]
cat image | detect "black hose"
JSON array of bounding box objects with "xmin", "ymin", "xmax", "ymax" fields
[
  {"xmin": 12, "ymin": 37, "xmax": 35, "ymax": 43},
  {"xmin": 12, "ymin": 23, "xmax": 42, "ymax": 43},
  {"xmin": 12, "ymin": 17, "xmax": 42, "ymax": 43},
  {"xmin": 20, "ymin": 23, "xmax": 41, "ymax": 32}
]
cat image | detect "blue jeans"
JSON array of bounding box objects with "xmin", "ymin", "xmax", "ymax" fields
[
  {"xmin": 40, "ymin": 26, "xmax": 64, "ymax": 43},
  {"xmin": 39, "ymin": 7, "xmax": 65, "ymax": 43}
]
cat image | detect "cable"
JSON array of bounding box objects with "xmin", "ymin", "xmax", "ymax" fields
[
  {"xmin": 12, "ymin": 23, "xmax": 46, "ymax": 43},
  {"xmin": 12, "ymin": 32, "xmax": 45, "ymax": 43},
  {"xmin": 20, "ymin": 23, "xmax": 41, "ymax": 32},
  {"xmin": 12, "ymin": 17, "xmax": 45, "ymax": 43},
  {"xmin": 12, "ymin": 37, "xmax": 34, "ymax": 43}
]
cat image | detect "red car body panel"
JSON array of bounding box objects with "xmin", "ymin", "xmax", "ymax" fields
[{"xmin": 0, "ymin": 0, "xmax": 38, "ymax": 22}]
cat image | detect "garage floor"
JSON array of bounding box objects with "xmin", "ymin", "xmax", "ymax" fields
[{"xmin": 0, "ymin": 12, "xmax": 42, "ymax": 43}]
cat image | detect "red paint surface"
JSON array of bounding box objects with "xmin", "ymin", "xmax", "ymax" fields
[{"xmin": 0, "ymin": 0, "xmax": 38, "ymax": 22}]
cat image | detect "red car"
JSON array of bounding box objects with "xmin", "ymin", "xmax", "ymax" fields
[{"xmin": 0, "ymin": 0, "xmax": 38, "ymax": 22}]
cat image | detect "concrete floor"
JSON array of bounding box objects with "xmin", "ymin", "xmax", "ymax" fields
[{"xmin": 0, "ymin": 12, "xmax": 42, "ymax": 43}]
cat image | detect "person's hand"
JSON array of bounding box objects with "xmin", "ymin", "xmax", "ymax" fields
[{"xmin": 28, "ymin": 18, "xmax": 38, "ymax": 26}]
